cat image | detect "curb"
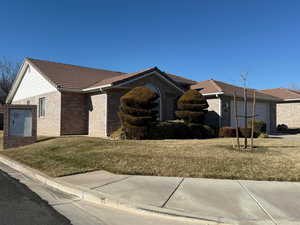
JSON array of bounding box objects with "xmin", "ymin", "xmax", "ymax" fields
[{"xmin": 0, "ymin": 154, "xmax": 229, "ymax": 225}]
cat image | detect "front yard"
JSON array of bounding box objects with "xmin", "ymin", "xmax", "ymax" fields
[{"xmin": 0, "ymin": 135, "xmax": 300, "ymax": 181}]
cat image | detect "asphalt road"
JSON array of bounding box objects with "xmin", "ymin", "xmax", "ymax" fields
[{"xmin": 0, "ymin": 169, "xmax": 72, "ymax": 225}]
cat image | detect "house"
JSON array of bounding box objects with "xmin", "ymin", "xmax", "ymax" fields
[
  {"xmin": 260, "ymin": 88, "xmax": 300, "ymax": 128},
  {"xmin": 7, "ymin": 58, "xmax": 290, "ymax": 137},
  {"xmin": 6, "ymin": 58, "xmax": 196, "ymax": 136},
  {"xmin": 191, "ymin": 79, "xmax": 279, "ymax": 133}
]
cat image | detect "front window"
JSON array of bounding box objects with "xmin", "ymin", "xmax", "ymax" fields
[{"xmin": 39, "ymin": 97, "xmax": 46, "ymax": 117}]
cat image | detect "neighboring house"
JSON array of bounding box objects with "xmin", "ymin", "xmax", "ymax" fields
[
  {"xmin": 260, "ymin": 88, "xmax": 300, "ymax": 128},
  {"xmin": 191, "ymin": 79, "xmax": 279, "ymax": 133},
  {"xmin": 6, "ymin": 58, "xmax": 195, "ymax": 136}
]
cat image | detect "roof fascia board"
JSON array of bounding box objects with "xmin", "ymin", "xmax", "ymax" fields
[
  {"xmin": 59, "ymin": 88, "xmax": 83, "ymax": 93},
  {"xmin": 202, "ymin": 92, "xmax": 224, "ymax": 96},
  {"xmin": 112, "ymin": 71, "xmax": 185, "ymax": 93},
  {"xmin": 282, "ymin": 98, "xmax": 300, "ymax": 102},
  {"xmin": 6, "ymin": 59, "xmax": 60, "ymax": 103},
  {"xmin": 82, "ymin": 84, "xmax": 112, "ymax": 92},
  {"xmin": 6, "ymin": 60, "xmax": 29, "ymax": 103}
]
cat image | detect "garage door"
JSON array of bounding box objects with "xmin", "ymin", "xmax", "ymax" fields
[{"xmin": 230, "ymin": 100, "xmax": 270, "ymax": 132}]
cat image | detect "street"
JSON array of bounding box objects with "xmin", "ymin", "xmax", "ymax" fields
[{"xmin": 0, "ymin": 167, "xmax": 72, "ymax": 225}]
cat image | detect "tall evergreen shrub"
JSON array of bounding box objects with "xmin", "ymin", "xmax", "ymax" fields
[
  {"xmin": 175, "ymin": 90, "xmax": 209, "ymax": 138},
  {"xmin": 118, "ymin": 86, "xmax": 158, "ymax": 139}
]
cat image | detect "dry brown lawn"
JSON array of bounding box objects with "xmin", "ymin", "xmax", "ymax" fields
[{"xmin": 1, "ymin": 135, "xmax": 300, "ymax": 181}]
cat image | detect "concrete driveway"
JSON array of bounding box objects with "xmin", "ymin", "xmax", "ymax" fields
[{"xmin": 58, "ymin": 171, "xmax": 300, "ymax": 225}]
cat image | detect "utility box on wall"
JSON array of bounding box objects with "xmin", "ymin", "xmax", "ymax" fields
[{"xmin": 3, "ymin": 105, "xmax": 37, "ymax": 149}]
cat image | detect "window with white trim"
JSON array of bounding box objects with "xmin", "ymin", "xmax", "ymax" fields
[{"xmin": 38, "ymin": 97, "xmax": 46, "ymax": 117}]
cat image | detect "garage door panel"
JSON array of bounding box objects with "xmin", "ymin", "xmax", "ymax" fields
[{"xmin": 230, "ymin": 101, "xmax": 270, "ymax": 132}]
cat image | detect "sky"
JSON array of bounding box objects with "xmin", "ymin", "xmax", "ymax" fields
[{"xmin": 1, "ymin": 0, "xmax": 300, "ymax": 89}]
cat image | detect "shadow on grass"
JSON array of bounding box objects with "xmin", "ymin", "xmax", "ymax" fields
[
  {"xmin": 36, "ymin": 137, "xmax": 57, "ymax": 143},
  {"xmin": 220, "ymin": 145, "xmax": 269, "ymax": 153}
]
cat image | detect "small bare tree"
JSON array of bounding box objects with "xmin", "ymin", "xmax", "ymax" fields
[
  {"xmin": 0, "ymin": 58, "xmax": 21, "ymax": 95},
  {"xmin": 287, "ymin": 84, "xmax": 300, "ymax": 91}
]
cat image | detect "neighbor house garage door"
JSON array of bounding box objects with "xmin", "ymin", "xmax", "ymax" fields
[{"xmin": 230, "ymin": 100, "xmax": 270, "ymax": 132}]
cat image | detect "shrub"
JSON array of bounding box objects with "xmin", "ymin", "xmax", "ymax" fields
[
  {"xmin": 120, "ymin": 87, "xmax": 158, "ymax": 109},
  {"xmin": 175, "ymin": 90, "xmax": 209, "ymax": 138},
  {"xmin": 176, "ymin": 90, "xmax": 208, "ymax": 125},
  {"xmin": 202, "ymin": 125, "xmax": 216, "ymax": 138},
  {"xmin": 277, "ymin": 124, "xmax": 288, "ymax": 131},
  {"xmin": 247, "ymin": 120, "xmax": 266, "ymax": 135},
  {"xmin": 119, "ymin": 86, "xmax": 158, "ymax": 139},
  {"xmin": 219, "ymin": 127, "xmax": 236, "ymax": 137},
  {"xmin": 219, "ymin": 127, "xmax": 256, "ymax": 138},
  {"xmin": 239, "ymin": 127, "xmax": 252, "ymax": 138},
  {"xmin": 148, "ymin": 121, "xmax": 190, "ymax": 139},
  {"xmin": 147, "ymin": 121, "xmax": 216, "ymax": 139}
]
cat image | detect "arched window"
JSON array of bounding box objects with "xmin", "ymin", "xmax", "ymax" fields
[{"xmin": 145, "ymin": 83, "xmax": 161, "ymax": 121}]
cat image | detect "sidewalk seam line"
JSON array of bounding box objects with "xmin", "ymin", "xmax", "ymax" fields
[
  {"xmin": 90, "ymin": 176, "xmax": 131, "ymax": 190},
  {"xmin": 161, "ymin": 178, "xmax": 184, "ymax": 208},
  {"xmin": 237, "ymin": 180, "xmax": 278, "ymax": 225}
]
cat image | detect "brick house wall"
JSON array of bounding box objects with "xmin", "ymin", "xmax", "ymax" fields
[
  {"xmin": 277, "ymin": 102, "xmax": 300, "ymax": 128},
  {"xmin": 61, "ymin": 92, "xmax": 89, "ymax": 135},
  {"xmin": 12, "ymin": 91, "xmax": 61, "ymax": 136}
]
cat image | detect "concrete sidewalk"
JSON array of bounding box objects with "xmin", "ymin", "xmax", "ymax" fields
[{"xmin": 57, "ymin": 171, "xmax": 300, "ymax": 225}]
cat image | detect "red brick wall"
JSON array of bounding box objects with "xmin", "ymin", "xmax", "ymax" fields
[{"xmin": 61, "ymin": 92, "xmax": 89, "ymax": 135}]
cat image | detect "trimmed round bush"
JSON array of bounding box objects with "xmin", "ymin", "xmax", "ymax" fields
[
  {"xmin": 119, "ymin": 86, "xmax": 158, "ymax": 139},
  {"xmin": 120, "ymin": 86, "xmax": 158, "ymax": 109},
  {"xmin": 176, "ymin": 90, "xmax": 209, "ymax": 125}
]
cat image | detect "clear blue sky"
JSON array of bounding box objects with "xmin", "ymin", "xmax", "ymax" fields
[{"xmin": 1, "ymin": 0, "xmax": 299, "ymax": 89}]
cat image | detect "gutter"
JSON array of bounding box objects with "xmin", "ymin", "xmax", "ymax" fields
[
  {"xmin": 202, "ymin": 92, "xmax": 224, "ymax": 97},
  {"xmin": 82, "ymin": 84, "xmax": 112, "ymax": 92},
  {"xmin": 282, "ymin": 98, "xmax": 300, "ymax": 102}
]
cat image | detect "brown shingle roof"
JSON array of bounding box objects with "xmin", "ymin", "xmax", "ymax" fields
[
  {"xmin": 165, "ymin": 73, "xmax": 197, "ymax": 85},
  {"xmin": 260, "ymin": 88, "xmax": 300, "ymax": 100},
  {"xmin": 191, "ymin": 79, "xmax": 280, "ymax": 101},
  {"xmin": 27, "ymin": 58, "xmax": 125, "ymax": 89},
  {"xmin": 27, "ymin": 58, "xmax": 194, "ymax": 90},
  {"xmin": 87, "ymin": 67, "xmax": 158, "ymax": 88}
]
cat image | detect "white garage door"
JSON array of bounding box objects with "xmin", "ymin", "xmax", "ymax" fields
[{"xmin": 230, "ymin": 100, "xmax": 270, "ymax": 132}]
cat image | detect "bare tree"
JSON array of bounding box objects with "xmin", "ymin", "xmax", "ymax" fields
[
  {"xmin": 287, "ymin": 84, "xmax": 300, "ymax": 91},
  {"xmin": 0, "ymin": 58, "xmax": 21, "ymax": 95}
]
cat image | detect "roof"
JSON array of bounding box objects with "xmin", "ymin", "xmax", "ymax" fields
[
  {"xmin": 27, "ymin": 58, "xmax": 125, "ymax": 90},
  {"xmin": 26, "ymin": 58, "xmax": 195, "ymax": 90},
  {"xmin": 260, "ymin": 88, "xmax": 300, "ymax": 101},
  {"xmin": 165, "ymin": 73, "xmax": 197, "ymax": 85},
  {"xmin": 191, "ymin": 79, "xmax": 280, "ymax": 101}
]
